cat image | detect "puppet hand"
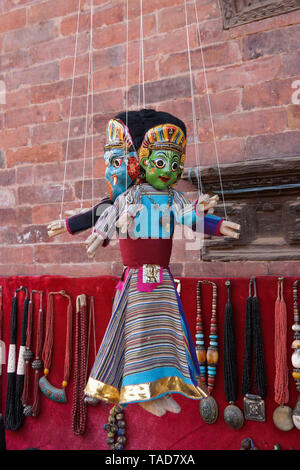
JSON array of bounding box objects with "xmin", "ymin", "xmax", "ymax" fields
[
  {"xmin": 85, "ymin": 231, "xmax": 105, "ymax": 258},
  {"xmin": 219, "ymin": 220, "xmax": 240, "ymax": 239},
  {"xmin": 116, "ymin": 204, "xmax": 144, "ymax": 234},
  {"xmin": 47, "ymin": 219, "xmax": 67, "ymax": 238},
  {"xmin": 116, "ymin": 213, "xmax": 134, "ymax": 234},
  {"xmin": 197, "ymin": 194, "xmax": 219, "ymax": 214}
]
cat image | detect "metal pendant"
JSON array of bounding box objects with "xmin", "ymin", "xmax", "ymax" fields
[
  {"xmin": 292, "ymin": 395, "xmax": 300, "ymax": 430},
  {"xmin": 244, "ymin": 394, "xmax": 266, "ymax": 422},
  {"xmin": 199, "ymin": 395, "xmax": 218, "ymax": 424},
  {"xmin": 142, "ymin": 264, "xmax": 161, "ymax": 284},
  {"xmin": 224, "ymin": 403, "xmax": 244, "ymax": 430},
  {"xmin": 39, "ymin": 375, "xmax": 67, "ymax": 403},
  {"xmin": 273, "ymin": 405, "xmax": 294, "ymax": 431}
]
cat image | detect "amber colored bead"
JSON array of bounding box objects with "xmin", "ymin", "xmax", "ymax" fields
[
  {"xmin": 292, "ymin": 371, "xmax": 300, "ymax": 380},
  {"xmin": 62, "ymin": 380, "xmax": 68, "ymax": 388},
  {"xmin": 196, "ymin": 350, "xmax": 206, "ymax": 363},
  {"xmin": 207, "ymin": 349, "xmax": 218, "ymax": 364}
]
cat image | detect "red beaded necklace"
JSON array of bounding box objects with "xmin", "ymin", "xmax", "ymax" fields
[
  {"xmin": 40, "ymin": 291, "xmax": 73, "ymax": 403},
  {"xmin": 72, "ymin": 294, "xmax": 88, "ymax": 435}
]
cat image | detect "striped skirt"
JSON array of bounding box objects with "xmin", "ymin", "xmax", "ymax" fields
[{"xmin": 84, "ymin": 268, "xmax": 207, "ymax": 405}]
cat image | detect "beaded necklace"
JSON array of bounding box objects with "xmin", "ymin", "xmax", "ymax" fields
[
  {"xmin": 5, "ymin": 286, "xmax": 29, "ymax": 431},
  {"xmin": 223, "ymin": 280, "xmax": 244, "ymax": 430},
  {"xmin": 241, "ymin": 278, "xmax": 267, "ymax": 422},
  {"xmin": 292, "ymin": 281, "xmax": 300, "ymax": 429},
  {"xmin": 0, "ymin": 287, "xmax": 3, "ymax": 415},
  {"xmin": 72, "ymin": 294, "xmax": 88, "ymax": 435},
  {"xmin": 104, "ymin": 405, "xmax": 126, "ymax": 450},
  {"xmin": 39, "ymin": 290, "xmax": 73, "ymax": 404},
  {"xmin": 22, "ymin": 290, "xmax": 44, "ymax": 417},
  {"xmin": 272, "ymin": 278, "xmax": 293, "ymax": 431},
  {"xmin": 31, "ymin": 291, "xmax": 44, "ymax": 417},
  {"xmin": 196, "ymin": 280, "xmax": 218, "ymax": 424}
]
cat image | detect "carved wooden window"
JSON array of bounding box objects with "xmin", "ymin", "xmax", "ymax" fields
[{"xmin": 220, "ymin": 0, "xmax": 300, "ymax": 29}]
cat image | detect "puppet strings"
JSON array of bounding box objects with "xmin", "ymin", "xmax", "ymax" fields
[
  {"xmin": 138, "ymin": 0, "xmax": 146, "ymax": 109},
  {"xmin": 183, "ymin": 0, "xmax": 203, "ymax": 198},
  {"xmin": 80, "ymin": 6, "xmax": 94, "ymax": 211},
  {"xmin": 90, "ymin": 0, "xmax": 95, "ymax": 232},
  {"xmin": 125, "ymin": 0, "xmax": 129, "ymax": 216},
  {"xmin": 60, "ymin": 0, "xmax": 81, "ymax": 220},
  {"xmin": 185, "ymin": 0, "xmax": 228, "ymax": 219}
]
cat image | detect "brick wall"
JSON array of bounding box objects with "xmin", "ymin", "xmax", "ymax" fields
[{"xmin": 0, "ymin": 0, "xmax": 300, "ymax": 278}]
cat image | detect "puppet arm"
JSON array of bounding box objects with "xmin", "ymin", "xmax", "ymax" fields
[
  {"xmin": 173, "ymin": 191, "xmax": 240, "ymax": 239},
  {"xmin": 47, "ymin": 197, "xmax": 112, "ymax": 238},
  {"xmin": 85, "ymin": 188, "xmax": 142, "ymax": 258}
]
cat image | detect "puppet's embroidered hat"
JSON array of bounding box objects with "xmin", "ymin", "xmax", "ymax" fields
[
  {"xmin": 138, "ymin": 123, "xmax": 186, "ymax": 163},
  {"xmin": 104, "ymin": 118, "xmax": 135, "ymax": 151},
  {"xmin": 114, "ymin": 109, "xmax": 186, "ymax": 153}
]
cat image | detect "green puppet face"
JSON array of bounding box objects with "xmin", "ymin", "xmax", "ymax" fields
[{"xmin": 140, "ymin": 149, "xmax": 183, "ymax": 190}]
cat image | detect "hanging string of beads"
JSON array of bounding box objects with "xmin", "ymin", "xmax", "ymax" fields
[
  {"xmin": 39, "ymin": 290, "xmax": 73, "ymax": 404},
  {"xmin": 104, "ymin": 405, "xmax": 126, "ymax": 450},
  {"xmin": 22, "ymin": 291, "xmax": 37, "ymax": 416},
  {"xmin": 31, "ymin": 292, "xmax": 44, "ymax": 417},
  {"xmin": 5, "ymin": 286, "xmax": 29, "ymax": 431},
  {"xmin": 0, "ymin": 286, "xmax": 3, "ymax": 414},
  {"xmin": 196, "ymin": 280, "xmax": 218, "ymax": 393},
  {"xmin": 72, "ymin": 294, "xmax": 88, "ymax": 435},
  {"xmin": 196, "ymin": 280, "xmax": 219, "ymax": 424},
  {"xmin": 292, "ymin": 281, "xmax": 300, "ymax": 393},
  {"xmin": 291, "ymin": 280, "xmax": 300, "ymax": 429}
]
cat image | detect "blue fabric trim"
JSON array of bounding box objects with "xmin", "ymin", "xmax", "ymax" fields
[
  {"xmin": 121, "ymin": 366, "xmax": 194, "ymax": 387},
  {"xmin": 204, "ymin": 214, "xmax": 222, "ymax": 236}
]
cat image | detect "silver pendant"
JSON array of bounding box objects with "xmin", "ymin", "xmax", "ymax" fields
[
  {"xmin": 199, "ymin": 395, "xmax": 218, "ymax": 424},
  {"xmin": 244, "ymin": 393, "xmax": 266, "ymax": 422},
  {"xmin": 273, "ymin": 404, "xmax": 294, "ymax": 431},
  {"xmin": 224, "ymin": 403, "xmax": 244, "ymax": 430},
  {"xmin": 292, "ymin": 395, "xmax": 300, "ymax": 430}
]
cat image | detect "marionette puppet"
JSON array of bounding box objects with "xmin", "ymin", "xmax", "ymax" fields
[
  {"xmin": 47, "ymin": 117, "xmax": 140, "ymax": 240},
  {"xmin": 84, "ymin": 109, "xmax": 240, "ymax": 417}
]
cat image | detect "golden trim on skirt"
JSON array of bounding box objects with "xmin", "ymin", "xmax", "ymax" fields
[{"xmin": 85, "ymin": 376, "xmax": 208, "ymax": 405}]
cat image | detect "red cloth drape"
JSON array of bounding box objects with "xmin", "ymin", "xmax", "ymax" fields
[{"xmin": 1, "ymin": 275, "xmax": 299, "ymax": 451}]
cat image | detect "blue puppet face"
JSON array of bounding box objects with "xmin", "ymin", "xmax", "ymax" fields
[{"xmin": 104, "ymin": 148, "xmax": 139, "ymax": 201}]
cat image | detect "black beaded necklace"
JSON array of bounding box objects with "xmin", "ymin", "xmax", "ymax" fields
[{"xmin": 241, "ymin": 278, "xmax": 267, "ymax": 422}]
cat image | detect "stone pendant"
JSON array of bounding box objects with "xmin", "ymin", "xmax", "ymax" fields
[
  {"xmin": 199, "ymin": 395, "xmax": 218, "ymax": 424},
  {"xmin": 224, "ymin": 403, "xmax": 244, "ymax": 430}
]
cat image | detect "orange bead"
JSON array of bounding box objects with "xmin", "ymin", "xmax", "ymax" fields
[
  {"xmin": 44, "ymin": 368, "xmax": 49, "ymax": 376},
  {"xmin": 207, "ymin": 349, "xmax": 218, "ymax": 364},
  {"xmin": 62, "ymin": 380, "xmax": 68, "ymax": 388},
  {"xmin": 292, "ymin": 371, "xmax": 300, "ymax": 380},
  {"xmin": 196, "ymin": 350, "xmax": 206, "ymax": 363}
]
